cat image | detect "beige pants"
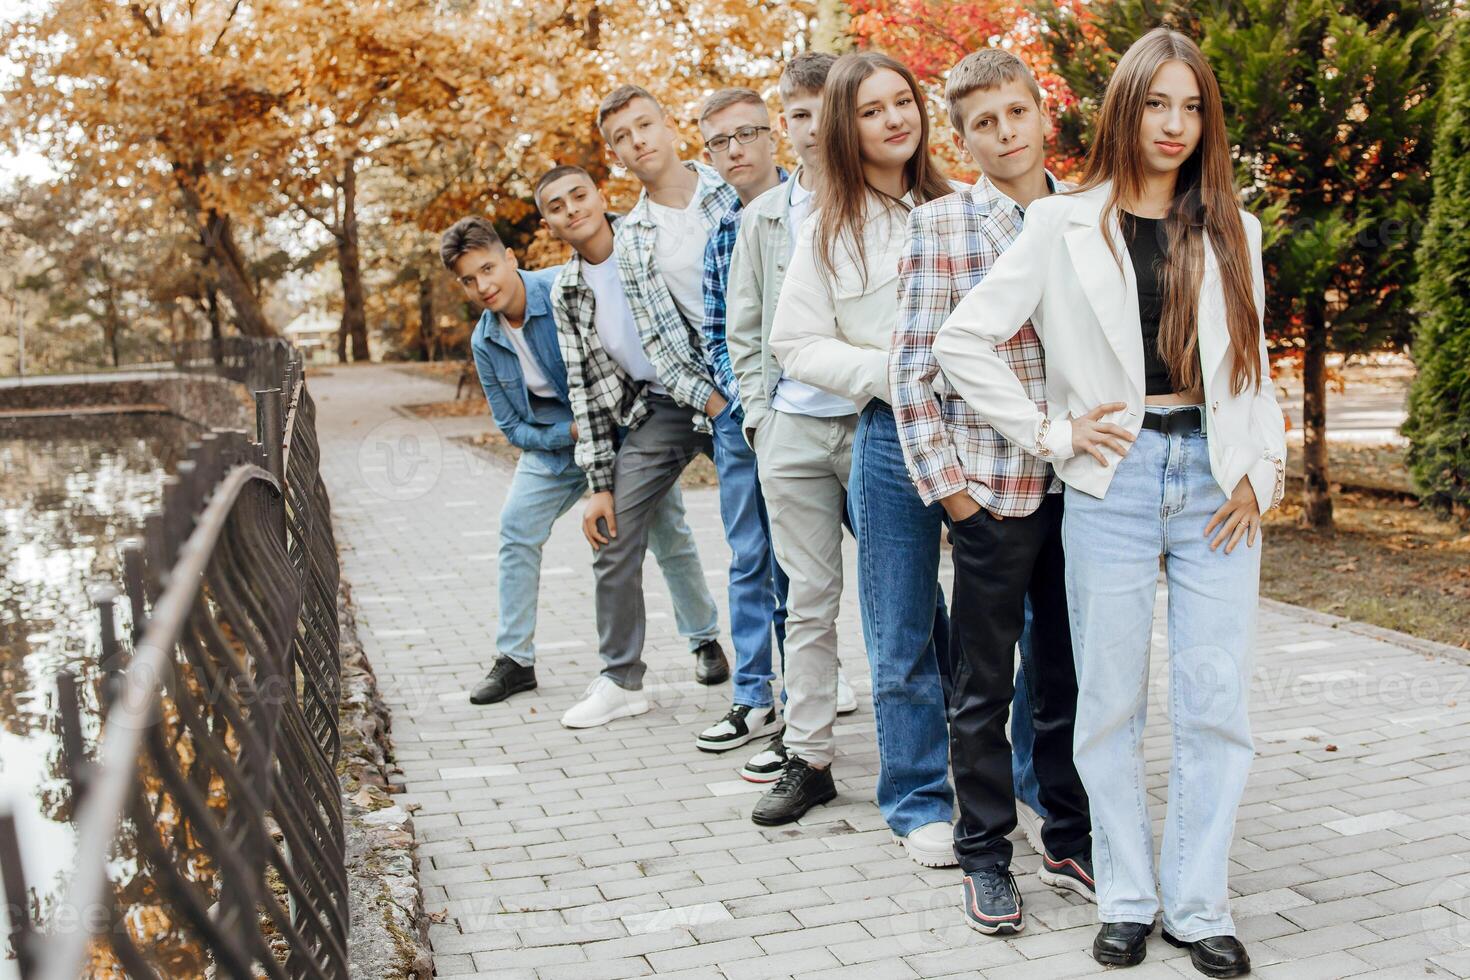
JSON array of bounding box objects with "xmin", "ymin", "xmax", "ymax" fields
[{"xmin": 755, "ymin": 409, "xmax": 858, "ymax": 767}]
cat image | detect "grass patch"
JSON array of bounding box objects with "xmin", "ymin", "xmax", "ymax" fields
[
  {"xmin": 1263, "ymin": 448, "xmax": 1469, "ymax": 649},
  {"xmin": 1285, "ymin": 441, "xmax": 1414, "ymax": 495}
]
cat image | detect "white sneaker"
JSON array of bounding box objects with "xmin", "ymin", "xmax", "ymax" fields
[
  {"xmin": 835, "ymin": 671, "xmax": 858, "ymax": 715},
  {"xmin": 560, "ymin": 676, "xmax": 650, "ymax": 729},
  {"xmin": 1015, "ymin": 800, "xmax": 1045, "ymax": 855},
  {"xmin": 893, "ymin": 821, "xmax": 958, "ymax": 868}
]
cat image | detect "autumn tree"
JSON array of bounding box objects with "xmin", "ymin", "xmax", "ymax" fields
[
  {"xmin": 1035, "ymin": 0, "xmax": 1443, "ymax": 528},
  {"xmin": 0, "ymin": 172, "xmax": 263, "ymax": 371},
  {"xmin": 2, "ymin": 0, "xmax": 824, "ymax": 367},
  {"xmin": 0, "ymin": 0, "xmax": 288, "ymax": 339}
]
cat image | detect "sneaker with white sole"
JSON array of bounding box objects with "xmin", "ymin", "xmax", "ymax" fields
[
  {"xmin": 560, "ymin": 676, "xmax": 650, "ymax": 729},
  {"xmin": 696, "ymin": 704, "xmax": 780, "ymax": 753},
  {"xmin": 893, "ymin": 821, "xmax": 958, "ymax": 867},
  {"xmin": 1038, "ymin": 850, "xmax": 1096, "ymax": 902},
  {"xmin": 836, "ymin": 671, "xmax": 858, "ymax": 715},
  {"xmin": 1014, "ymin": 800, "xmax": 1045, "ymax": 855},
  {"xmin": 741, "ymin": 730, "xmax": 787, "ymax": 783},
  {"xmin": 962, "ymin": 867, "xmax": 1024, "ymax": 935}
]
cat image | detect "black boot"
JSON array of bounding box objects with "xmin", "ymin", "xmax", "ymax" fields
[
  {"xmin": 1093, "ymin": 922, "xmax": 1152, "ymax": 967},
  {"xmin": 693, "ymin": 639, "xmax": 730, "ymax": 685},
  {"xmin": 469, "ymin": 656, "xmax": 537, "ymax": 704},
  {"xmin": 1162, "ymin": 931, "xmax": 1251, "ymax": 978},
  {"xmin": 750, "ymin": 757, "xmax": 835, "ymax": 825}
]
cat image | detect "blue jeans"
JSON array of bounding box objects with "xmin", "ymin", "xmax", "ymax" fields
[
  {"xmin": 1012, "ymin": 598, "xmax": 1046, "ymax": 818},
  {"xmin": 497, "ymin": 453, "xmax": 719, "ymax": 665},
  {"xmin": 849, "ymin": 402, "xmax": 953, "ymax": 836},
  {"xmin": 1063, "ymin": 408, "xmax": 1259, "ymax": 941},
  {"xmin": 712, "ymin": 403, "xmax": 789, "ymax": 709}
]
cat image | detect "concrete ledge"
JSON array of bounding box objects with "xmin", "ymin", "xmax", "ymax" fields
[
  {"xmin": 0, "ymin": 374, "xmax": 252, "ymax": 431},
  {"xmin": 1260, "ymin": 596, "xmax": 1470, "ymax": 667},
  {"xmin": 338, "ymin": 580, "xmax": 434, "ymax": 979}
]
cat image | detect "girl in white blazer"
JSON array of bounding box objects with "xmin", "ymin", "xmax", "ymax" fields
[{"xmin": 933, "ymin": 29, "xmax": 1285, "ymax": 977}]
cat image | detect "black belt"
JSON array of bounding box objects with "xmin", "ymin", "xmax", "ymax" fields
[{"xmin": 1141, "ymin": 406, "xmax": 1202, "ymax": 434}]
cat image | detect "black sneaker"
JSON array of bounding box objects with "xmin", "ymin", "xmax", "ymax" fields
[
  {"xmin": 1162, "ymin": 931, "xmax": 1251, "ymax": 978},
  {"xmin": 750, "ymin": 756, "xmax": 836, "ymax": 826},
  {"xmin": 740, "ymin": 730, "xmax": 787, "ymax": 783},
  {"xmin": 469, "ymin": 656, "xmax": 537, "ymax": 705},
  {"xmin": 693, "ymin": 639, "xmax": 730, "ymax": 685},
  {"xmin": 1039, "ymin": 850, "xmax": 1096, "ymax": 902},
  {"xmin": 696, "ymin": 704, "xmax": 781, "ymax": 753},
  {"xmin": 1093, "ymin": 921, "xmax": 1152, "ymax": 967},
  {"xmin": 961, "ymin": 867, "xmax": 1024, "ymax": 935}
]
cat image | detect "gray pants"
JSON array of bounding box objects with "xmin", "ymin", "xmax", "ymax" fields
[
  {"xmin": 756, "ymin": 410, "xmax": 857, "ymax": 766},
  {"xmin": 594, "ymin": 394, "xmax": 714, "ymax": 688}
]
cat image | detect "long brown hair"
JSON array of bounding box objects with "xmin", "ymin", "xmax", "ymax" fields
[
  {"xmin": 813, "ymin": 51, "xmax": 951, "ymax": 285},
  {"xmin": 1077, "ymin": 28, "xmax": 1261, "ymax": 395}
]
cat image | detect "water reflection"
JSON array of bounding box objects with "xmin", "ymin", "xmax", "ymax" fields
[{"xmin": 0, "ymin": 412, "xmax": 202, "ymax": 917}]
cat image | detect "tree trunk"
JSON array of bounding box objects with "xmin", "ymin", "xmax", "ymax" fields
[
  {"xmin": 417, "ymin": 272, "xmax": 435, "ymax": 361},
  {"xmin": 206, "ymin": 280, "xmax": 222, "ymax": 343},
  {"xmin": 98, "ymin": 266, "xmax": 122, "ymax": 367},
  {"xmin": 1301, "ymin": 304, "xmax": 1334, "ymax": 528},
  {"xmin": 813, "ymin": 0, "xmax": 854, "ymax": 53},
  {"xmin": 205, "ymin": 221, "xmax": 272, "ymax": 336},
  {"xmin": 179, "ymin": 181, "xmax": 276, "ymax": 338},
  {"xmin": 336, "ymin": 160, "xmax": 371, "ymax": 362}
]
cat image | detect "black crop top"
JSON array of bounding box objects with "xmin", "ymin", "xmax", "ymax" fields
[{"xmin": 1122, "ymin": 213, "xmax": 1176, "ymax": 396}]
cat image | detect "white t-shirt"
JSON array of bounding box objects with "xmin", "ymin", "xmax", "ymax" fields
[
  {"xmin": 583, "ymin": 255, "xmax": 667, "ymax": 396},
  {"xmin": 649, "ymin": 193, "xmax": 711, "ymax": 330},
  {"xmin": 772, "ymin": 175, "xmax": 858, "ymax": 418},
  {"xmin": 787, "ymin": 174, "xmax": 815, "ymax": 254},
  {"xmin": 500, "ymin": 318, "xmax": 556, "ymax": 398}
]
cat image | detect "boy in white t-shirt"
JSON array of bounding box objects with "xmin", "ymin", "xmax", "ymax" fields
[{"xmin": 537, "ymin": 159, "xmax": 733, "ymax": 730}]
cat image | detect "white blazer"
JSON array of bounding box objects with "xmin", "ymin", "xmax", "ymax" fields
[{"xmin": 932, "ymin": 181, "xmax": 1287, "ymax": 512}]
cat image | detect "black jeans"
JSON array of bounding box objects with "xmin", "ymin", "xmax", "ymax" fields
[{"xmin": 947, "ymin": 493, "xmax": 1091, "ymax": 872}]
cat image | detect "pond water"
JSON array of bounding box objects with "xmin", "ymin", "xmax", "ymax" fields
[{"xmin": 0, "ymin": 412, "xmax": 203, "ymax": 916}]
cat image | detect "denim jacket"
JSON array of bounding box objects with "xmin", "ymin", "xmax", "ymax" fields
[{"xmin": 469, "ymin": 266, "xmax": 577, "ymax": 473}]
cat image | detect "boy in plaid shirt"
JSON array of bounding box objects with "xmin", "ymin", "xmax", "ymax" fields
[
  {"xmin": 532, "ymin": 163, "xmax": 732, "ymax": 731},
  {"xmin": 892, "ymin": 49, "xmax": 1092, "ymax": 934}
]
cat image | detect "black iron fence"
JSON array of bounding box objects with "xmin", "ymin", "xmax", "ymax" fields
[{"xmin": 0, "ymin": 339, "xmax": 347, "ymax": 979}]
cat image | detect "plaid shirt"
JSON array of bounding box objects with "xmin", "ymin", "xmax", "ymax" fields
[
  {"xmin": 892, "ymin": 174, "xmax": 1066, "ymax": 517},
  {"xmin": 551, "ymin": 216, "xmax": 651, "ymax": 494},
  {"xmin": 701, "ymin": 168, "xmax": 788, "ymax": 413},
  {"xmin": 616, "ymin": 161, "xmax": 737, "ymax": 430}
]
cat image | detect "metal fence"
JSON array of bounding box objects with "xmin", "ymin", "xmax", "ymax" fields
[{"xmin": 0, "ymin": 339, "xmax": 348, "ymax": 979}]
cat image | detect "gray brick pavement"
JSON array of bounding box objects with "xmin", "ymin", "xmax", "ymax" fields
[{"xmin": 313, "ymin": 364, "xmax": 1470, "ymax": 979}]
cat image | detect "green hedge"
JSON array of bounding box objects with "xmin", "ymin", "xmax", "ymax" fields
[{"xmin": 1405, "ymin": 16, "xmax": 1470, "ymax": 517}]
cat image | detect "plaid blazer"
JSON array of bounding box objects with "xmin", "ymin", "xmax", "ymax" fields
[
  {"xmin": 616, "ymin": 161, "xmax": 737, "ymax": 431},
  {"xmin": 551, "ymin": 215, "xmax": 651, "ymax": 494},
  {"xmin": 892, "ymin": 175, "xmax": 1065, "ymax": 517}
]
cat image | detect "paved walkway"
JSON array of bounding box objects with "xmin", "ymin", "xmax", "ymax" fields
[{"xmin": 312, "ymin": 364, "xmax": 1470, "ymax": 980}]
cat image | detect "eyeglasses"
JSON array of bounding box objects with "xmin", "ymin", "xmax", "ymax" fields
[{"xmin": 705, "ymin": 125, "xmax": 771, "ymax": 154}]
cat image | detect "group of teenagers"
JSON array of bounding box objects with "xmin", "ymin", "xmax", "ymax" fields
[{"xmin": 439, "ymin": 25, "xmax": 1287, "ymax": 977}]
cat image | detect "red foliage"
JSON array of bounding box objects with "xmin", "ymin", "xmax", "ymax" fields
[{"xmin": 847, "ymin": 0, "xmax": 1092, "ymax": 178}]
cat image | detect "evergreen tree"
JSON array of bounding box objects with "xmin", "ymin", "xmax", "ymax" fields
[
  {"xmin": 1035, "ymin": 0, "xmax": 1445, "ymax": 527},
  {"xmin": 1403, "ymin": 16, "xmax": 1470, "ymax": 519}
]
